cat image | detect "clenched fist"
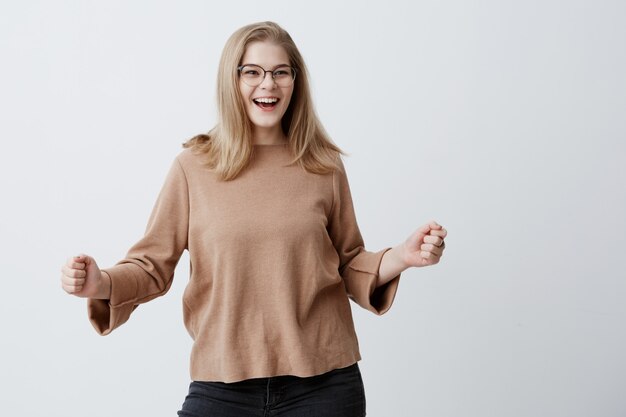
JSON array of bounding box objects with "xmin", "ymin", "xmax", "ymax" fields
[
  {"xmin": 402, "ymin": 221, "xmax": 447, "ymax": 268},
  {"xmin": 60, "ymin": 254, "xmax": 110, "ymax": 299}
]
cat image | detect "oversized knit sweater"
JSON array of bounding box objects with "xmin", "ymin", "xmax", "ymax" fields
[{"xmin": 87, "ymin": 143, "xmax": 401, "ymax": 383}]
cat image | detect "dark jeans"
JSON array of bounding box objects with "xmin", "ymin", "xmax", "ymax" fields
[{"xmin": 177, "ymin": 362, "xmax": 366, "ymax": 417}]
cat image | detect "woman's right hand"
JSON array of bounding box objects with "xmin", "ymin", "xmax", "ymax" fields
[{"xmin": 60, "ymin": 254, "xmax": 109, "ymax": 299}]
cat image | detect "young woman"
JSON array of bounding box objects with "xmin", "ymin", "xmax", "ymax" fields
[{"xmin": 60, "ymin": 21, "xmax": 447, "ymax": 417}]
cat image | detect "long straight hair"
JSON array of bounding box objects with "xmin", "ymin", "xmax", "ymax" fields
[{"xmin": 182, "ymin": 21, "xmax": 346, "ymax": 181}]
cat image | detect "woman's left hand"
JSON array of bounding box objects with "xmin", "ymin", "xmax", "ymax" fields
[{"xmin": 402, "ymin": 220, "xmax": 447, "ymax": 268}]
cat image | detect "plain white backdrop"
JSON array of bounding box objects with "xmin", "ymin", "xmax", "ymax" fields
[{"xmin": 1, "ymin": 0, "xmax": 624, "ymax": 416}]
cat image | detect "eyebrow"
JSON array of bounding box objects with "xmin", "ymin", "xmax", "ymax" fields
[{"xmin": 241, "ymin": 63, "xmax": 291, "ymax": 69}]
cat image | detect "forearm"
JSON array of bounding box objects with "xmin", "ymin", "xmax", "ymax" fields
[{"xmin": 377, "ymin": 244, "xmax": 409, "ymax": 287}]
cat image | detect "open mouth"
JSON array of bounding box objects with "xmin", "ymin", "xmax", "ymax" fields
[{"xmin": 253, "ymin": 97, "xmax": 279, "ymax": 110}]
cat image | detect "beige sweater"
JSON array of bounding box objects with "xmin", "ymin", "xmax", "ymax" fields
[{"xmin": 87, "ymin": 144, "xmax": 401, "ymax": 383}]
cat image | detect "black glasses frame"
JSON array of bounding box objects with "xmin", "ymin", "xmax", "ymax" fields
[{"xmin": 237, "ymin": 64, "xmax": 297, "ymax": 86}]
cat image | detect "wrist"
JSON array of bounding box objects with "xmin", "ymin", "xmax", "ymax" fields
[
  {"xmin": 98, "ymin": 271, "xmax": 112, "ymax": 300},
  {"xmin": 396, "ymin": 242, "xmax": 412, "ymax": 269},
  {"xmin": 377, "ymin": 245, "xmax": 409, "ymax": 287}
]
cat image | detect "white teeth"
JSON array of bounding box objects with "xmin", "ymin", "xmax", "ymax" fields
[{"xmin": 254, "ymin": 97, "xmax": 278, "ymax": 104}]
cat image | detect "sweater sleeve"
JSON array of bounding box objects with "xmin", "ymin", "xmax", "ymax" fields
[
  {"xmin": 87, "ymin": 156, "xmax": 189, "ymax": 335},
  {"xmin": 327, "ymin": 157, "xmax": 401, "ymax": 315}
]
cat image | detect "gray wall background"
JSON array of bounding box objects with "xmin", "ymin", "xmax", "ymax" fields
[{"xmin": 0, "ymin": 0, "xmax": 624, "ymax": 416}]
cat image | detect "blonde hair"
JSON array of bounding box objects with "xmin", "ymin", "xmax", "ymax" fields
[{"xmin": 182, "ymin": 21, "xmax": 346, "ymax": 181}]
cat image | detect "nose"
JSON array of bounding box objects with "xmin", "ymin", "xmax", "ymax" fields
[{"xmin": 259, "ymin": 71, "xmax": 277, "ymax": 89}]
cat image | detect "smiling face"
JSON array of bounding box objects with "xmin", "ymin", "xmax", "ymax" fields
[{"xmin": 238, "ymin": 41, "xmax": 294, "ymax": 141}]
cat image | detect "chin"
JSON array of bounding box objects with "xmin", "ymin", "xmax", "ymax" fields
[{"xmin": 250, "ymin": 117, "xmax": 283, "ymax": 128}]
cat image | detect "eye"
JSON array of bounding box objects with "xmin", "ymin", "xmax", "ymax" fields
[
  {"xmin": 245, "ymin": 70, "xmax": 260, "ymax": 75},
  {"xmin": 274, "ymin": 68, "xmax": 291, "ymax": 77}
]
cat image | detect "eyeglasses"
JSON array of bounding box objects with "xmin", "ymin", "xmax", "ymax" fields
[{"xmin": 237, "ymin": 64, "xmax": 297, "ymax": 87}]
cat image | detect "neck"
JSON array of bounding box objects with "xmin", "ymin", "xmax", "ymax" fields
[{"xmin": 251, "ymin": 125, "xmax": 287, "ymax": 145}]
